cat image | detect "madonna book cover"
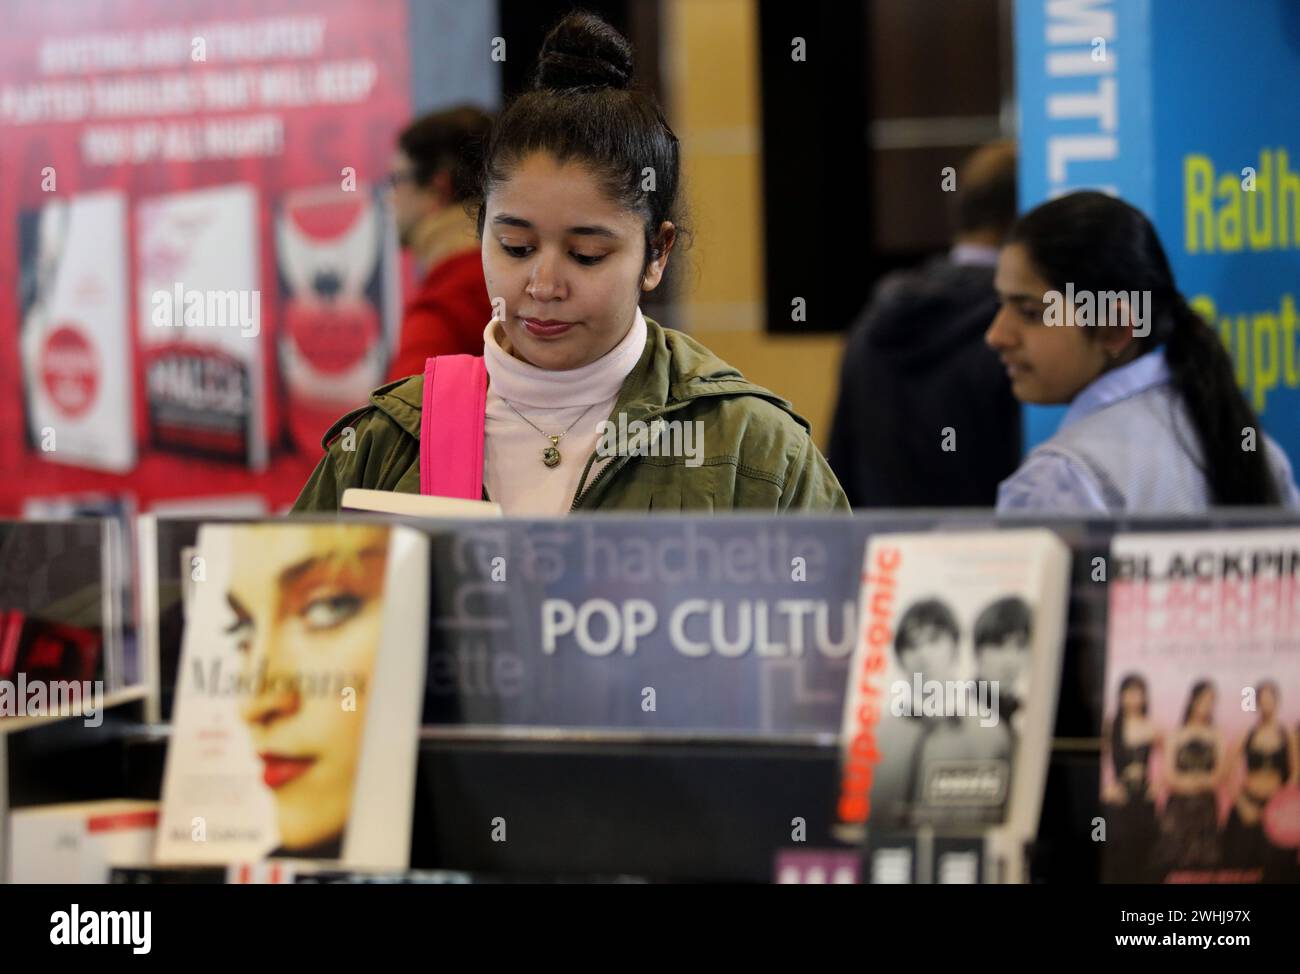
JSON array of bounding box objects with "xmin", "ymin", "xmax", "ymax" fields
[
  {"xmin": 1102, "ymin": 528, "xmax": 1300, "ymax": 884},
  {"xmin": 835, "ymin": 529, "xmax": 1071, "ymax": 881},
  {"xmin": 155, "ymin": 521, "xmax": 428, "ymax": 870}
]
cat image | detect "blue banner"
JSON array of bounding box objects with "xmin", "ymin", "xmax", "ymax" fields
[{"xmin": 1015, "ymin": 0, "xmax": 1300, "ymax": 469}]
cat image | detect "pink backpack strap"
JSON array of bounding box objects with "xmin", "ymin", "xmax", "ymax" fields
[{"xmin": 419, "ymin": 355, "xmax": 487, "ymax": 499}]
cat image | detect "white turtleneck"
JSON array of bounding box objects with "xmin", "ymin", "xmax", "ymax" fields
[{"xmin": 481, "ymin": 308, "xmax": 647, "ymax": 514}]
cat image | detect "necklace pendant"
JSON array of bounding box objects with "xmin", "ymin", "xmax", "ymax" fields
[{"xmin": 543, "ymin": 435, "xmax": 561, "ymax": 468}]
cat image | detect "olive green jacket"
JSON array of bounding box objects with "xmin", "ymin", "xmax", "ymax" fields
[{"xmin": 291, "ymin": 318, "xmax": 850, "ymax": 514}]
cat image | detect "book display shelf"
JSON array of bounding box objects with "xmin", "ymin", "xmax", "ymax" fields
[{"xmin": 3, "ymin": 510, "xmax": 1298, "ymax": 884}]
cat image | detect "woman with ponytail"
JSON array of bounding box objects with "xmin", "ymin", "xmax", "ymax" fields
[
  {"xmin": 293, "ymin": 11, "xmax": 847, "ymax": 515},
  {"xmin": 986, "ymin": 191, "xmax": 1299, "ymax": 512}
]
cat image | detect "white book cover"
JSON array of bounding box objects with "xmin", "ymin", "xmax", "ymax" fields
[
  {"xmin": 835, "ymin": 529, "xmax": 1071, "ymax": 857},
  {"xmin": 155, "ymin": 522, "xmax": 428, "ymax": 869},
  {"xmin": 136, "ymin": 184, "xmax": 266, "ymax": 470},
  {"xmin": 19, "ymin": 192, "xmax": 134, "ymax": 472},
  {"xmin": 1102, "ymin": 528, "xmax": 1300, "ymax": 884},
  {"xmin": 341, "ymin": 488, "xmax": 501, "ymax": 518},
  {"xmin": 8, "ymin": 800, "xmax": 158, "ymax": 884}
]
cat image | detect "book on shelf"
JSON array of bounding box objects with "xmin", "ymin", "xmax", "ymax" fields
[
  {"xmin": 9, "ymin": 801, "xmax": 158, "ymax": 883},
  {"xmin": 1101, "ymin": 528, "xmax": 1300, "ymax": 884},
  {"xmin": 834, "ymin": 529, "xmax": 1072, "ymax": 882},
  {"xmin": 155, "ymin": 521, "xmax": 429, "ymax": 871}
]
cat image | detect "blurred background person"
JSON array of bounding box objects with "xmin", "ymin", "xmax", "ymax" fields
[
  {"xmin": 988, "ymin": 192, "xmax": 1300, "ymax": 513},
  {"xmin": 827, "ymin": 140, "xmax": 1021, "ymax": 508},
  {"xmin": 386, "ymin": 105, "xmax": 496, "ymax": 381}
]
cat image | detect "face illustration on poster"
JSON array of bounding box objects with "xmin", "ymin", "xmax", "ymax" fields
[{"xmin": 276, "ymin": 184, "xmax": 391, "ymax": 455}]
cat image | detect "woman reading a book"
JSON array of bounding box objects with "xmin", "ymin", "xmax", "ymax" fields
[
  {"xmin": 292, "ymin": 12, "xmax": 847, "ymax": 516},
  {"xmin": 986, "ymin": 192, "xmax": 1300, "ymax": 513}
]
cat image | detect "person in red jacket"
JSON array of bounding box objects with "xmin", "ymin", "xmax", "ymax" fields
[{"xmin": 386, "ymin": 106, "xmax": 496, "ymax": 380}]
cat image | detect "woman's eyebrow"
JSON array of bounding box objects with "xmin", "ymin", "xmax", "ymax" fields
[
  {"xmin": 567, "ymin": 224, "xmax": 617, "ymax": 238},
  {"xmin": 226, "ymin": 591, "xmax": 251, "ymax": 620},
  {"xmin": 278, "ymin": 554, "xmax": 324, "ymax": 588},
  {"xmin": 492, "ymin": 214, "xmax": 618, "ymax": 238},
  {"xmin": 492, "ymin": 214, "xmax": 532, "ymax": 229},
  {"xmin": 277, "ymin": 546, "xmax": 387, "ymax": 589}
]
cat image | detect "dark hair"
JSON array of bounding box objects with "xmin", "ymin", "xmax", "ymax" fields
[
  {"xmin": 470, "ymin": 11, "xmax": 686, "ymax": 275},
  {"xmin": 955, "ymin": 141, "xmax": 1018, "ymax": 237},
  {"xmin": 1007, "ymin": 191, "xmax": 1280, "ymax": 505},
  {"xmin": 1181, "ymin": 679, "xmax": 1216, "ymax": 726},
  {"xmin": 1255, "ymin": 679, "xmax": 1280, "ymax": 709},
  {"xmin": 1110, "ymin": 672, "xmax": 1148, "ymax": 774},
  {"xmin": 397, "ymin": 105, "xmax": 494, "ymax": 202},
  {"xmin": 973, "ymin": 596, "xmax": 1032, "ymax": 651},
  {"xmin": 893, "ymin": 598, "xmax": 959, "ymax": 658}
]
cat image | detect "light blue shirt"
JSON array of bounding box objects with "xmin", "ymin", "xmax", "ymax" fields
[{"xmin": 997, "ymin": 348, "xmax": 1300, "ymax": 513}]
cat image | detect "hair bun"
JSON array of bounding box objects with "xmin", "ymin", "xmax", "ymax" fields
[{"xmin": 533, "ymin": 12, "xmax": 634, "ymax": 91}]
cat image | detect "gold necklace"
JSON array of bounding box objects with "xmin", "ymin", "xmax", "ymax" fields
[{"xmin": 501, "ymin": 399, "xmax": 600, "ymax": 468}]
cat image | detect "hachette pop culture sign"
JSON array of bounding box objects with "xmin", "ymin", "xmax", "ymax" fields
[{"xmin": 1015, "ymin": 0, "xmax": 1300, "ymax": 471}]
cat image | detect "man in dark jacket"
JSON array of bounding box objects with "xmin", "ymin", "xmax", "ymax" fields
[{"xmin": 828, "ymin": 141, "xmax": 1021, "ymax": 508}]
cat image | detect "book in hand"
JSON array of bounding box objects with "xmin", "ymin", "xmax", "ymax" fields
[
  {"xmin": 155, "ymin": 521, "xmax": 428, "ymax": 870},
  {"xmin": 1102, "ymin": 528, "xmax": 1300, "ymax": 884},
  {"xmin": 834, "ymin": 529, "xmax": 1071, "ymax": 880},
  {"xmin": 341, "ymin": 488, "xmax": 501, "ymax": 518}
]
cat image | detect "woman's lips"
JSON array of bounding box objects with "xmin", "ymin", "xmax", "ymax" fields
[
  {"xmin": 521, "ymin": 317, "xmax": 576, "ymax": 339},
  {"xmin": 1002, "ymin": 359, "xmax": 1029, "ymax": 378},
  {"xmin": 259, "ymin": 753, "xmax": 316, "ymax": 790}
]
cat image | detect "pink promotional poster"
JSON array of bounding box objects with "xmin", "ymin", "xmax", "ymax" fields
[{"xmin": 0, "ymin": 0, "xmax": 410, "ymax": 514}]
